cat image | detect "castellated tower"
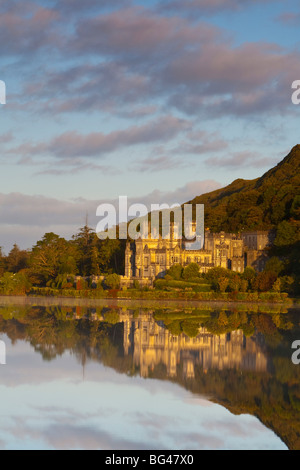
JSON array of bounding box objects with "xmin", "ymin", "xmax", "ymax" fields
[{"xmin": 122, "ymin": 220, "xmax": 270, "ymax": 288}]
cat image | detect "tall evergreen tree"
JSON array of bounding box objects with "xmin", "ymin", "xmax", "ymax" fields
[
  {"xmin": 6, "ymin": 244, "xmax": 29, "ymax": 273},
  {"xmin": 73, "ymin": 225, "xmax": 100, "ymax": 276}
]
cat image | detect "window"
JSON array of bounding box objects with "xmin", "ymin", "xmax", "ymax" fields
[{"xmin": 142, "ymin": 327, "xmax": 148, "ymax": 343}]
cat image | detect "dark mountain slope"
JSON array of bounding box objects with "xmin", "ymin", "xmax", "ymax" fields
[{"xmin": 187, "ymin": 145, "xmax": 300, "ymax": 233}]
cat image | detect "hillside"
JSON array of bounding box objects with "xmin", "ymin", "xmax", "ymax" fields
[{"xmin": 187, "ymin": 145, "xmax": 300, "ymax": 233}]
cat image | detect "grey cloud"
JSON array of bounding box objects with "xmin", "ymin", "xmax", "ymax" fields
[
  {"xmin": 205, "ymin": 151, "xmax": 280, "ymax": 169},
  {"xmin": 0, "ymin": 179, "xmax": 221, "ymax": 251},
  {"xmin": 164, "ymin": 42, "xmax": 296, "ymax": 93},
  {"xmin": 0, "ymin": 132, "xmax": 14, "ymax": 144},
  {"xmin": 0, "ymin": 3, "xmax": 62, "ymax": 56},
  {"xmin": 174, "ymin": 131, "xmax": 229, "ymax": 155},
  {"xmin": 34, "ymin": 158, "xmax": 121, "ymax": 177},
  {"xmin": 53, "ymin": 0, "xmax": 131, "ymax": 16},
  {"xmin": 0, "ymin": 192, "xmax": 99, "ymax": 228},
  {"xmin": 7, "ymin": 2, "xmax": 299, "ymax": 121},
  {"xmin": 7, "ymin": 116, "xmax": 191, "ymax": 159},
  {"xmin": 158, "ymin": 0, "xmax": 280, "ymax": 16},
  {"xmin": 71, "ymin": 5, "xmax": 219, "ymax": 60},
  {"xmin": 277, "ymin": 11, "xmax": 300, "ymax": 24},
  {"xmin": 21, "ymin": 62, "xmax": 154, "ymax": 116},
  {"xmin": 139, "ymin": 180, "xmax": 222, "ymax": 207},
  {"xmin": 0, "ymin": 0, "xmax": 128, "ymax": 59},
  {"xmin": 132, "ymin": 155, "xmax": 188, "ymax": 173}
]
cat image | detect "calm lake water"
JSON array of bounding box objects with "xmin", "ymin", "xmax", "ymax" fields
[{"xmin": 0, "ymin": 297, "xmax": 300, "ymax": 450}]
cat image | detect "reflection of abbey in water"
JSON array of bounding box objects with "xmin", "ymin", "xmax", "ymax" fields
[{"xmin": 121, "ymin": 313, "xmax": 268, "ymax": 379}]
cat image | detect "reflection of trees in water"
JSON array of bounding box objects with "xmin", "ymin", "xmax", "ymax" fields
[
  {"xmin": 0, "ymin": 306, "xmax": 117, "ymax": 363},
  {"xmin": 1, "ymin": 304, "xmax": 300, "ymax": 449},
  {"xmin": 0, "ymin": 305, "xmax": 297, "ymax": 366}
]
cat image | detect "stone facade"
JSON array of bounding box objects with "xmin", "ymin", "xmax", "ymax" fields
[
  {"xmin": 242, "ymin": 230, "xmax": 274, "ymax": 272},
  {"xmin": 122, "ymin": 224, "xmax": 271, "ymax": 287}
]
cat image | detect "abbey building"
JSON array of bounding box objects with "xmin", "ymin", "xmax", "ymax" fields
[{"xmin": 123, "ymin": 223, "xmax": 273, "ymax": 287}]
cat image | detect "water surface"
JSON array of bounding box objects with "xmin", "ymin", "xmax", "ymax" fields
[{"xmin": 0, "ymin": 298, "xmax": 299, "ymax": 450}]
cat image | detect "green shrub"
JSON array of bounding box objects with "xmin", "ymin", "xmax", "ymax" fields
[
  {"xmin": 0, "ymin": 272, "xmax": 32, "ymax": 295},
  {"xmin": 105, "ymin": 273, "xmax": 121, "ymax": 290},
  {"xmin": 166, "ymin": 264, "xmax": 183, "ymax": 280},
  {"xmin": 154, "ymin": 279, "xmax": 211, "ymax": 292},
  {"xmin": 103, "ymin": 310, "xmax": 120, "ymax": 324},
  {"xmin": 182, "ymin": 263, "xmax": 200, "ymax": 280},
  {"xmin": 133, "ymin": 279, "xmax": 141, "ymax": 289}
]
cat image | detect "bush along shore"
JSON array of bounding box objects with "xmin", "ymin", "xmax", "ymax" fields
[
  {"xmin": 0, "ymin": 269, "xmax": 291, "ymax": 304},
  {"xmin": 0, "ymin": 260, "xmax": 297, "ymax": 304},
  {"xmin": 26, "ymin": 286, "xmax": 291, "ymax": 303}
]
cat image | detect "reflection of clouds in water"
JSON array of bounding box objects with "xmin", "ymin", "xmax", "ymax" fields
[
  {"xmin": 3, "ymin": 421, "xmax": 154, "ymax": 451},
  {"xmin": 203, "ymin": 416, "xmax": 268, "ymax": 438},
  {"xmin": 170, "ymin": 430, "xmax": 224, "ymax": 450},
  {"xmin": 0, "ymin": 326, "xmax": 289, "ymax": 450},
  {"xmin": 0, "ymin": 370, "xmax": 287, "ymax": 450},
  {"xmin": 131, "ymin": 410, "xmax": 182, "ymax": 435},
  {"xmin": 32, "ymin": 405, "xmax": 115, "ymax": 423},
  {"xmin": 1, "ymin": 403, "xmax": 285, "ymax": 450},
  {"xmin": 128, "ymin": 412, "xmax": 221, "ymax": 449},
  {"xmin": 42, "ymin": 424, "xmax": 155, "ymax": 451}
]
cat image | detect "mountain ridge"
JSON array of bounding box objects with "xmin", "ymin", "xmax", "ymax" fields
[{"xmin": 187, "ymin": 145, "xmax": 300, "ymax": 233}]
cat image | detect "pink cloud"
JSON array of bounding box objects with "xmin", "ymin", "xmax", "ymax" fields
[
  {"xmin": 7, "ymin": 116, "xmax": 191, "ymax": 159},
  {"xmin": 277, "ymin": 11, "xmax": 300, "ymax": 24},
  {"xmin": 159, "ymin": 0, "xmax": 280, "ymax": 15},
  {"xmin": 133, "ymin": 155, "xmax": 187, "ymax": 173},
  {"xmin": 72, "ymin": 5, "xmax": 220, "ymax": 58},
  {"xmin": 205, "ymin": 151, "xmax": 280, "ymax": 169},
  {"xmin": 0, "ymin": 5, "xmax": 61, "ymax": 55},
  {"xmin": 2, "ymin": 0, "xmax": 299, "ymax": 125},
  {"xmin": 165, "ymin": 42, "xmax": 296, "ymax": 92}
]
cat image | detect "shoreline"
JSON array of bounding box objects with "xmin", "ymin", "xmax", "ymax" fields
[{"xmin": 0, "ymin": 294, "xmax": 298, "ymax": 310}]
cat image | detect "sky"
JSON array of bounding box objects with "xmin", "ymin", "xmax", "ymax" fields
[{"xmin": 0, "ymin": 0, "xmax": 300, "ymax": 252}]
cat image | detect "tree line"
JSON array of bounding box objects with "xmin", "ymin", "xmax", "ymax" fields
[
  {"xmin": 0, "ymin": 219, "xmax": 299, "ymax": 296},
  {"xmin": 0, "ymin": 225, "xmax": 125, "ymax": 293}
]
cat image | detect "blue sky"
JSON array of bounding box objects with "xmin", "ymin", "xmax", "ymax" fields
[{"xmin": 0, "ymin": 0, "xmax": 300, "ymax": 251}]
